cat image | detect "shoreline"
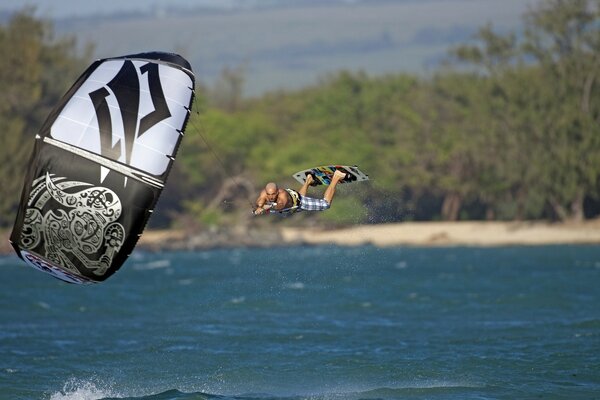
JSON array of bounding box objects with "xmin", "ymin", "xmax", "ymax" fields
[
  {"xmin": 279, "ymin": 221, "xmax": 600, "ymax": 247},
  {"xmin": 137, "ymin": 220, "xmax": 600, "ymax": 251},
  {"xmin": 2, "ymin": 220, "xmax": 599, "ymax": 255}
]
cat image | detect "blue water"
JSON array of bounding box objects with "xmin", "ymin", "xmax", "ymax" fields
[{"xmin": 1, "ymin": 245, "xmax": 599, "ymax": 400}]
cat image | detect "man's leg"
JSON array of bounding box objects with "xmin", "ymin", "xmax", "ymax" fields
[
  {"xmin": 323, "ymin": 170, "xmax": 346, "ymax": 205},
  {"xmin": 299, "ymin": 174, "xmax": 314, "ymax": 196}
]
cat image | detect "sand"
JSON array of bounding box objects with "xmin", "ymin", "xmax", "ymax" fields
[
  {"xmin": 278, "ymin": 221, "xmax": 600, "ymax": 247},
  {"xmin": 138, "ymin": 220, "xmax": 600, "ymax": 250},
  {"xmin": 2, "ymin": 220, "xmax": 599, "ymax": 255}
]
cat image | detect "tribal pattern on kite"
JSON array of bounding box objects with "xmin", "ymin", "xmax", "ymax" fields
[
  {"xmin": 10, "ymin": 51, "xmax": 195, "ymax": 284},
  {"xmin": 20, "ymin": 173, "xmax": 125, "ymax": 278}
]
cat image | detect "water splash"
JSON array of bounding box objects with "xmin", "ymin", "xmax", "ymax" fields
[{"xmin": 49, "ymin": 378, "xmax": 121, "ymax": 400}]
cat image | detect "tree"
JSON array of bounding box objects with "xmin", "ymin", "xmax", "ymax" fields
[
  {"xmin": 450, "ymin": 0, "xmax": 600, "ymax": 221},
  {"xmin": 0, "ymin": 9, "xmax": 91, "ymax": 227},
  {"xmin": 521, "ymin": 0, "xmax": 600, "ymax": 221}
]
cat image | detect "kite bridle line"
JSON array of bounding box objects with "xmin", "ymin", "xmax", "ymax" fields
[{"xmin": 186, "ymin": 104, "xmax": 256, "ymax": 211}]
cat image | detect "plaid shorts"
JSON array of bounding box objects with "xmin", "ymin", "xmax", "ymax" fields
[{"xmin": 299, "ymin": 195, "xmax": 331, "ymax": 211}]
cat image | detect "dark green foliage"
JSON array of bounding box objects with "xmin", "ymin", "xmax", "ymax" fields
[
  {"xmin": 0, "ymin": 9, "xmax": 90, "ymax": 227},
  {"xmin": 3, "ymin": 1, "xmax": 600, "ymax": 229},
  {"xmin": 450, "ymin": 0, "xmax": 600, "ymax": 221}
]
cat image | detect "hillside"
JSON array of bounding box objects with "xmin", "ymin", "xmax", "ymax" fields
[{"xmin": 53, "ymin": 0, "xmax": 536, "ymax": 96}]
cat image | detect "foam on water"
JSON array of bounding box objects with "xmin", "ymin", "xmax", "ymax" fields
[
  {"xmin": 132, "ymin": 259, "xmax": 171, "ymax": 271},
  {"xmin": 49, "ymin": 378, "xmax": 121, "ymax": 400},
  {"xmin": 285, "ymin": 282, "xmax": 305, "ymax": 290}
]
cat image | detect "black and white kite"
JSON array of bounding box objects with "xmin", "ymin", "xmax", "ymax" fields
[{"xmin": 10, "ymin": 52, "xmax": 195, "ymax": 284}]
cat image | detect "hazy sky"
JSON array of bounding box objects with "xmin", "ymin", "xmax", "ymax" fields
[
  {"xmin": 2, "ymin": 0, "xmax": 541, "ymax": 95},
  {"xmin": 2, "ymin": 0, "xmax": 537, "ymax": 19},
  {"xmin": 8, "ymin": 0, "xmax": 330, "ymax": 18},
  {"xmin": 1, "ymin": 0, "xmax": 234, "ymax": 18}
]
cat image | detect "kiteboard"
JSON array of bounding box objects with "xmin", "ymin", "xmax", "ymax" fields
[{"xmin": 292, "ymin": 165, "xmax": 369, "ymax": 186}]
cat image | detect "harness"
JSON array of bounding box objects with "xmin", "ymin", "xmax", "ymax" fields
[
  {"xmin": 270, "ymin": 189, "xmax": 302, "ymax": 215},
  {"xmin": 286, "ymin": 189, "xmax": 301, "ymax": 209}
]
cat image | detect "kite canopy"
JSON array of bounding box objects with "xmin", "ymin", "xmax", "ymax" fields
[{"xmin": 10, "ymin": 52, "xmax": 195, "ymax": 284}]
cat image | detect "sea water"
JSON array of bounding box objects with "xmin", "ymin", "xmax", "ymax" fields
[{"xmin": 0, "ymin": 245, "xmax": 599, "ymax": 400}]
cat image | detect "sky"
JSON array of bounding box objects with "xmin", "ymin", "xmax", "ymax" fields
[
  {"xmin": 1, "ymin": 0, "xmax": 541, "ymax": 96},
  {"xmin": 5, "ymin": 0, "xmax": 333, "ymax": 18},
  {"xmin": 1, "ymin": 0, "xmax": 538, "ymax": 19},
  {"xmin": 2, "ymin": 0, "xmax": 235, "ymax": 18}
]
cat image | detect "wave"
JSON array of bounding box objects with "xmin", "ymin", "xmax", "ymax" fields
[
  {"xmin": 48, "ymin": 378, "xmax": 121, "ymax": 400},
  {"xmin": 132, "ymin": 259, "xmax": 171, "ymax": 271},
  {"xmin": 284, "ymin": 282, "xmax": 305, "ymax": 290},
  {"xmin": 48, "ymin": 379, "xmax": 482, "ymax": 400}
]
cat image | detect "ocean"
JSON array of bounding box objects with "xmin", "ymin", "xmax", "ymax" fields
[{"xmin": 1, "ymin": 245, "xmax": 599, "ymax": 400}]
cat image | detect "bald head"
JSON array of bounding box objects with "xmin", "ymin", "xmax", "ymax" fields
[{"xmin": 265, "ymin": 182, "xmax": 278, "ymax": 195}]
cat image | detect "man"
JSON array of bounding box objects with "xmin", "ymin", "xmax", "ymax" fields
[{"xmin": 253, "ymin": 169, "xmax": 347, "ymax": 215}]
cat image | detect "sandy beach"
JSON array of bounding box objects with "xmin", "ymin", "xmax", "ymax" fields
[
  {"xmin": 137, "ymin": 220, "xmax": 600, "ymax": 251},
  {"xmin": 2, "ymin": 220, "xmax": 599, "ymax": 255},
  {"xmin": 279, "ymin": 221, "xmax": 600, "ymax": 247}
]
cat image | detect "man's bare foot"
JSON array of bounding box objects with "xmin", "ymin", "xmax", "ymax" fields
[
  {"xmin": 305, "ymin": 174, "xmax": 314, "ymax": 186},
  {"xmin": 333, "ymin": 170, "xmax": 346, "ymax": 181}
]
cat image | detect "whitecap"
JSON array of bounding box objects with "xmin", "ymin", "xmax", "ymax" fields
[
  {"xmin": 49, "ymin": 378, "xmax": 120, "ymax": 400},
  {"xmin": 286, "ymin": 282, "xmax": 305, "ymax": 290},
  {"xmin": 230, "ymin": 296, "xmax": 246, "ymax": 304},
  {"xmin": 132, "ymin": 259, "xmax": 170, "ymax": 270},
  {"xmin": 37, "ymin": 301, "xmax": 51, "ymax": 309}
]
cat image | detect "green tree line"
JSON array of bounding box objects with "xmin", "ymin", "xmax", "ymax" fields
[
  {"xmin": 0, "ymin": 9, "xmax": 91, "ymax": 227},
  {"xmin": 1, "ymin": 1, "xmax": 599, "ymax": 231}
]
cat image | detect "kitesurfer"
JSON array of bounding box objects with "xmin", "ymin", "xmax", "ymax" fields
[{"xmin": 253, "ymin": 170, "xmax": 346, "ymax": 215}]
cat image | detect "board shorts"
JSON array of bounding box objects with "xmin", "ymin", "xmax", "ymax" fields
[{"xmin": 286, "ymin": 189, "xmax": 330, "ymax": 212}]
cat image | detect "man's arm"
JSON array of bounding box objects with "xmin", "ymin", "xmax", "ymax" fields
[
  {"xmin": 253, "ymin": 190, "xmax": 269, "ymax": 215},
  {"xmin": 255, "ymin": 190, "xmax": 266, "ymax": 208},
  {"xmin": 299, "ymin": 174, "xmax": 314, "ymax": 196}
]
